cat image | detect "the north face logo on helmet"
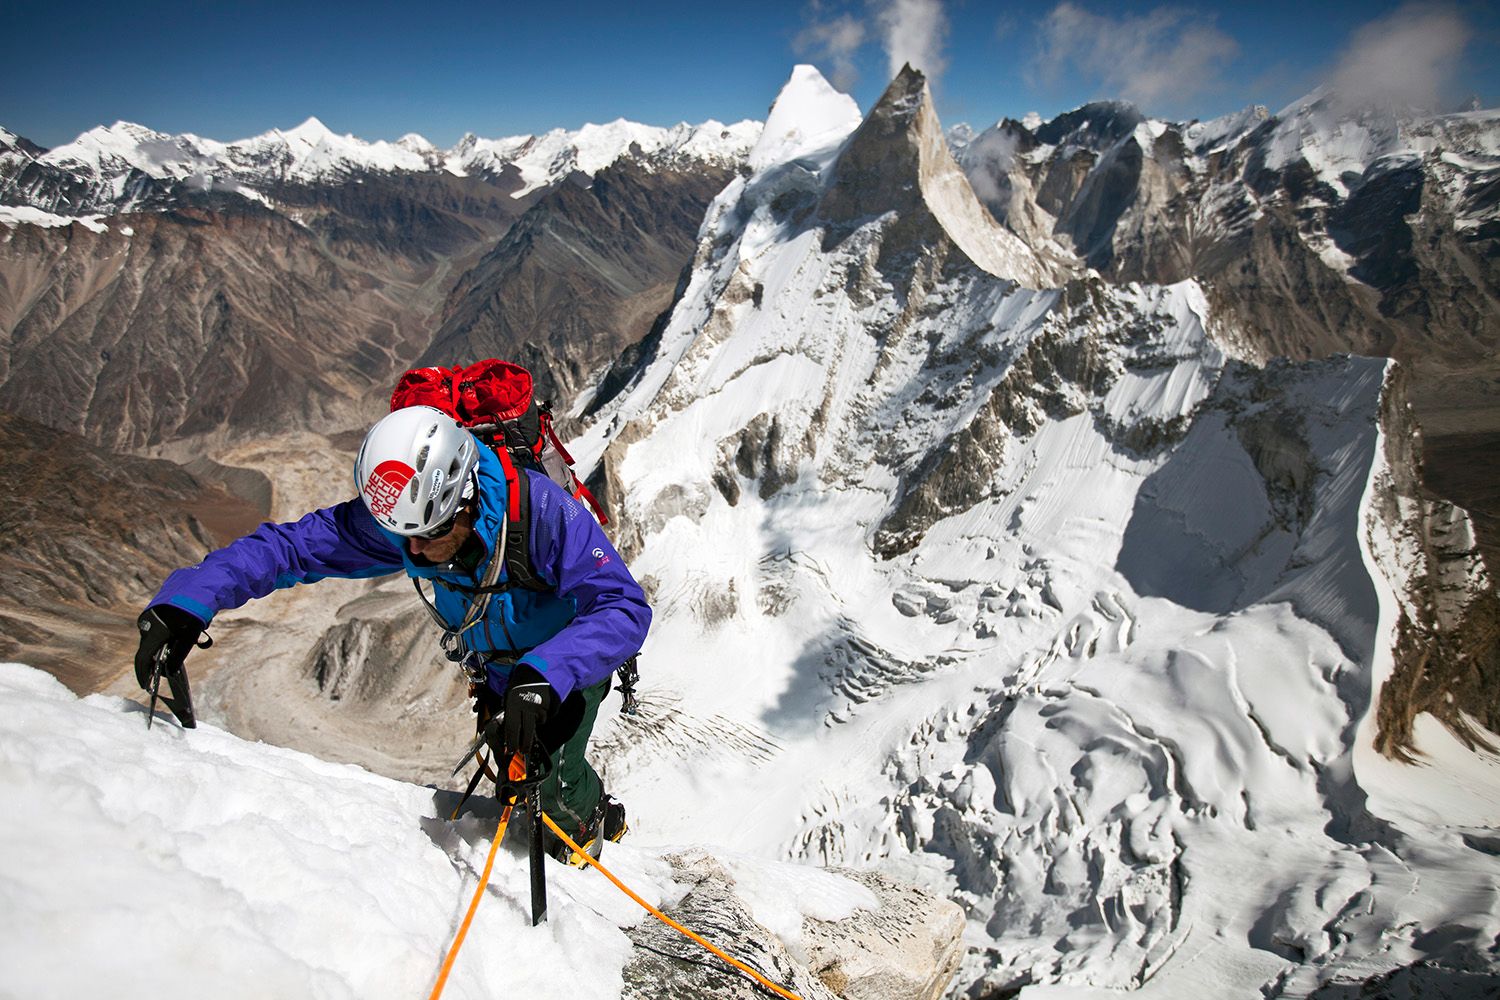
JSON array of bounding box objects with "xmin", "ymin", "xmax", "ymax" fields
[{"xmin": 365, "ymin": 460, "xmax": 415, "ymax": 519}]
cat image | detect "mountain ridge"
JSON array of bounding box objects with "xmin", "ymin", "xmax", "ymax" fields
[
  {"xmin": 557, "ymin": 64, "xmax": 1500, "ymax": 996},
  {"xmin": 0, "ymin": 115, "xmax": 762, "ymax": 217}
]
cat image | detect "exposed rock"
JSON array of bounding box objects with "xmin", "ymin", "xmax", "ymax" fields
[
  {"xmin": 0, "ymin": 204, "xmax": 455, "ymax": 450},
  {"xmin": 622, "ymin": 851, "xmax": 963, "ymax": 1000},
  {"xmin": 875, "ymin": 284, "xmax": 1131, "ymax": 558},
  {"xmin": 304, "ymin": 598, "xmax": 443, "ymax": 706},
  {"xmin": 819, "ymin": 65, "xmax": 1070, "ymax": 288},
  {"xmin": 1367, "ymin": 366, "xmax": 1497, "ymax": 761},
  {"xmin": 800, "ymin": 867, "xmax": 966, "ymax": 1000},
  {"xmin": 734, "ymin": 412, "xmax": 798, "ymax": 500},
  {"xmin": 1421, "ymin": 431, "xmax": 1500, "ymax": 572},
  {"xmin": 1308, "ymin": 958, "xmax": 1500, "ymax": 999}
]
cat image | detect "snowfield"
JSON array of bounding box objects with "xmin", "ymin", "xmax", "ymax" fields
[{"xmin": 0, "ymin": 664, "xmax": 889, "ymax": 1000}]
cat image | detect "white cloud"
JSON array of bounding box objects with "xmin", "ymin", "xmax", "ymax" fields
[
  {"xmin": 964, "ymin": 127, "xmax": 1023, "ymax": 208},
  {"xmin": 873, "ymin": 0, "xmax": 949, "ymax": 84},
  {"xmin": 795, "ymin": 13, "xmax": 868, "ymax": 92},
  {"xmin": 794, "ymin": 0, "xmax": 951, "ymax": 94},
  {"xmin": 1031, "ymin": 3, "xmax": 1238, "ymax": 114},
  {"xmin": 1327, "ymin": 3, "xmax": 1471, "ymax": 112}
]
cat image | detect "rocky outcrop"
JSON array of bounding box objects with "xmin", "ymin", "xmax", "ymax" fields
[
  {"xmin": 820, "ymin": 66, "xmax": 1071, "ymax": 288},
  {"xmin": 1365, "ymin": 366, "xmax": 1496, "ymax": 760},
  {"xmin": 622, "ymin": 851, "xmax": 963, "ymax": 1000},
  {"xmin": 797, "ymin": 867, "xmax": 966, "ymax": 1000},
  {"xmin": 957, "ymin": 100, "xmax": 1500, "ymax": 386}
]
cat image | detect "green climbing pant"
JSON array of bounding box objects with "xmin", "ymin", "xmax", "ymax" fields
[{"xmin": 536, "ymin": 675, "xmax": 609, "ymax": 833}]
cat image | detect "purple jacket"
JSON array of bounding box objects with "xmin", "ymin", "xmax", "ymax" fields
[{"xmin": 151, "ymin": 445, "xmax": 650, "ymax": 701}]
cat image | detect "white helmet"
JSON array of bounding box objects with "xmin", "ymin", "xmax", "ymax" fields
[{"xmin": 355, "ymin": 406, "xmax": 479, "ymax": 536}]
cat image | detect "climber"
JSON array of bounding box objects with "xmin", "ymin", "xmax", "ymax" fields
[{"xmin": 133, "ymin": 404, "xmax": 650, "ymax": 863}]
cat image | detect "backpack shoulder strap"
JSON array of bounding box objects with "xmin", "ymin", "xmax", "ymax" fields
[
  {"xmin": 538, "ymin": 406, "xmax": 610, "ymax": 526},
  {"xmin": 492, "ymin": 445, "xmax": 549, "ymax": 593}
]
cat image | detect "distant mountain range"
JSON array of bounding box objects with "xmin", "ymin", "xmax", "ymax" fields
[
  {"xmin": 952, "ymin": 92, "xmax": 1500, "ymax": 420},
  {"xmin": 0, "ymin": 115, "xmax": 761, "ymax": 444},
  {"xmin": 0, "ymin": 116, "xmax": 760, "ymax": 215},
  {"xmin": 0, "ymin": 115, "xmax": 760, "ymax": 675},
  {"xmin": 2, "ymin": 79, "xmax": 1496, "ymax": 663}
]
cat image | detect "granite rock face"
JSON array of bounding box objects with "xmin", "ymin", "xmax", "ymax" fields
[{"xmin": 953, "ymin": 99, "xmax": 1500, "ymax": 438}]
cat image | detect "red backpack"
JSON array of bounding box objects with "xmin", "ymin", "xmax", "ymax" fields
[{"xmin": 390, "ymin": 359, "xmax": 608, "ymax": 526}]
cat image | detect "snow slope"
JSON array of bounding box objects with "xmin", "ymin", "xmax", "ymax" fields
[{"xmin": 0, "ymin": 663, "xmax": 891, "ymax": 1000}]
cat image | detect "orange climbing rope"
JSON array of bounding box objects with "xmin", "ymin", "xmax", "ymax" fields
[
  {"xmin": 541, "ymin": 812, "xmax": 804, "ymax": 1000},
  {"xmin": 429, "ymin": 758, "xmax": 804, "ymax": 1000},
  {"xmin": 427, "ymin": 754, "xmax": 525, "ymax": 1000}
]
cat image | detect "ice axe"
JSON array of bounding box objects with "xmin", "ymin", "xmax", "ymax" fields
[
  {"xmin": 145, "ymin": 633, "xmax": 208, "ymax": 730},
  {"xmin": 496, "ymin": 743, "xmax": 553, "ymax": 926}
]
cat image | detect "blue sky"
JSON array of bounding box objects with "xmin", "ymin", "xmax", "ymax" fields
[{"xmin": 4, "ymin": 1, "xmax": 1497, "ymax": 149}]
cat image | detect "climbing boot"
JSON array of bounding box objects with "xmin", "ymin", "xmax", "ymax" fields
[{"xmin": 549, "ymin": 794, "xmax": 628, "ymax": 867}]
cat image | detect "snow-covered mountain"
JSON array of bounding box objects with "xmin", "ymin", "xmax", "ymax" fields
[
  {"xmin": 135, "ymin": 64, "xmax": 1500, "ymax": 998},
  {"xmin": 558, "ymin": 65, "xmax": 1498, "ymax": 996},
  {"xmin": 0, "ymin": 115, "xmax": 761, "ymax": 216},
  {"xmin": 950, "ymin": 91, "xmax": 1500, "ymax": 451},
  {"xmin": 5, "ymin": 63, "xmax": 1499, "ymax": 1000}
]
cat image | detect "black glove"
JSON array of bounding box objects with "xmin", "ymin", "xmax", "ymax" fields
[
  {"xmin": 502, "ymin": 665, "xmax": 560, "ymax": 757},
  {"xmin": 133, "ymin": 605, "xmax": 207, "ymax": 690}
]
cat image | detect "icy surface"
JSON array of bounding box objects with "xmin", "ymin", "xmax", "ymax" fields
[{"xmin": 0, "ymin": 663, "xmax": 882, "ymax": 1000}]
